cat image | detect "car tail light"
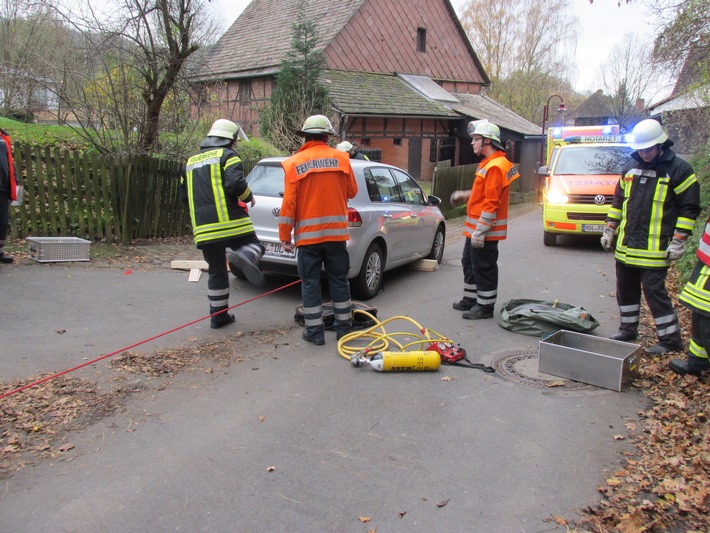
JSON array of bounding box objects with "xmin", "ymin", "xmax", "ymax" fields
[{"xmin": 348, "ymin": 207, "xmax": 362, "ymax": 227}]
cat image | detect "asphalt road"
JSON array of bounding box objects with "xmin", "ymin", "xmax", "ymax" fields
[{"xmin": 0, "ymin": 208, "xmax": 646, "ymax": 532}]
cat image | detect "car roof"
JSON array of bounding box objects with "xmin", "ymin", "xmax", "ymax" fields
[{"xmin": 255, "ymin": 156, "xmax": 409, "ymax": 173}]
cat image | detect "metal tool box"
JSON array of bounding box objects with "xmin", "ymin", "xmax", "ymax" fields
[
  {"xmin": 538, "ymin": 330, "xmax": 641, "ymax": 392},
  {"xmin": 27, "ymin": 237, "xmax": 91, "ymax": 263}
]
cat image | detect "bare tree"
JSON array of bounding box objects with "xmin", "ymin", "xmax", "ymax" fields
[
  {"xmin": 39, "ymin": 0, "xmax": 220, "ymax": 156},
  {"xmin": 0, "ymin": 1, "xmax": 67, "ymax": 121},
  {"xmin": 459, "ymin": 0, "xmax": 579, "ymax": 124},
  {"xmin": 597, "ymin": 33, "xmax": 665, "ymax": 131}
]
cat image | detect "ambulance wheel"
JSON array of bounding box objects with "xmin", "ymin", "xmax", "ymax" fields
[
  {"xmin": 543, "ymin": 231, "xmax": 557, "ymax": 246},
  {"xmin": 229, "ymin": 262, "xmax": 247, "ymax": 280},
  {"xmin": 351, "ymin": 243, "xmax": 384, "ymax": 300}
]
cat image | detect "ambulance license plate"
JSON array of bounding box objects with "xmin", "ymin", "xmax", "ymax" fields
[
  {"xmin": 582, "ymin": 224, "xmax": 605, "ymax": 232},
  {"xmin": 264, "ymin": 242, "xmax": 296, "ymax": 258}
]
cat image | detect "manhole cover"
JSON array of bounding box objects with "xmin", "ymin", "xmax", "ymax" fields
[{"xmin": 491, "ymin": 349, "xmax": 593, "ymax": 391}]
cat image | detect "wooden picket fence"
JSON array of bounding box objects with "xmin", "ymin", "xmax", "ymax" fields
[
  {"xmin": 431, "ymin": 163, "xmax": 531, "ymax": 219},
  {"xmin": 8, "ymin": 142, "xmax": 258, "ymax": 244}
]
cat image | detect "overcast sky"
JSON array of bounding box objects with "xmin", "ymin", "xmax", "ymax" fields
[{"xmin": 208, "ymin": 0, "xmax": 665, "ymax": 100}]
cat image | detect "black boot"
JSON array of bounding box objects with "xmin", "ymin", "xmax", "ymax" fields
[
  {"xmin": 210, "ymin": 307, "xmax": 235, "ymax": 329},
  {"xmin": 453, "ymin": 299, "xmax": 476, "ymax": 311},
  {"xmin": 610, "ymin": 330, "xmax": 637, "ymax": 342},
  {"xmin": 227, "ymin": 245, "xmax": 265, "ymax": 288},
  {"xmin": 669, "ymin": 355, "xmax": 710, "ymax": 377},
  {"xmin": 0, "ymin": 252, "xmax": 13, "ymax": 264}
]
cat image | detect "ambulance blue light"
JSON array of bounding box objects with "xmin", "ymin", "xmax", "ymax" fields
[
  {"xmin": 602, "ymin": 126, "xmax": 613, "ymax": 135},
  {"xmin": 552, "ymin": 127, "xmax": 563, "ymax": 139}
]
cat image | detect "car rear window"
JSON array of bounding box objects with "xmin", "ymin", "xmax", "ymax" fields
[
  {"xmin": 247, "ymin": 163, "xmax": 285, "ymax": 197},
  {"xmin": 554, "ymin": 146, "xmax": 632, "ymax": 175}
]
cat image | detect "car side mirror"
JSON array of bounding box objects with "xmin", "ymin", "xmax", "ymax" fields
[
  {"xmin": 537, "ymin": 166, "xmax": 549, "ymax": 176},
  {"xmin": 427, "ymin": 195, "xmax": 441, "ymax": 206}
]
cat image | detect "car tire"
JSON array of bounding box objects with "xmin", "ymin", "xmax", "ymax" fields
[
  {"xmin": 427, "ymin": 225, "xmax": 446, "ymax": 263},
  {"xmin": 543, "ymin": 231, "xmax": 557, "ymax": 247},
  {"xmin": 350, "ymin": 242, "xmax": 384, "ymax": 300},
  {"xmin": 229, "ymin": 262, "xmax": 247, "ymax": 280}
]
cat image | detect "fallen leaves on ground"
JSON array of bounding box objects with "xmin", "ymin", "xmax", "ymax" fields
[
  {"xmin": 571, "ymin": 268, "xmax": 709, "ymax": 532},
  {"xmin": 0, "ymin": 329, "xmax": 282, "ymax": 479},
  {"xmin": 0, "ymin": 375, "xmax": 123, "ymax": 478}
]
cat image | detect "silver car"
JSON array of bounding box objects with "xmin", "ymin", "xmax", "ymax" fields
[{"xmin": 237, "ymin": 157, "xmax": 446, "ymax": 299}]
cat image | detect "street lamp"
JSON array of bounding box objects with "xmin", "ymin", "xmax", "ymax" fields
[{"xmin": 539, "ymin": 94, "xmax": 566, "ymax": 167}]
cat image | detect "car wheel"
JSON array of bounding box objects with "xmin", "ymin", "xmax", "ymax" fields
[
  {"xmin": 543, "ymin": 231, "xmax": 557, "ymax": 247},
  {"xmin": 229, "ymin": 262, "xmax": 247, "ymax": 280},
  {"xmin": 350, "ymin": 243, "xmax": 384, "ymax": 300},
  {"xmin": 427, "ymin": 225, "xmax": 445, "ymax": 263}
]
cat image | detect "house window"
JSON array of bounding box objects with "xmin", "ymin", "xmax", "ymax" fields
[
  {"xmin": 417, "ymin": 28, "xmax": 426, "ymax": 53},
  {"xmin": 238, "ymin": 79, "xmax": 252, "ymax": 104},
  {"xmin": 393, "ymin": 138, "xmax": 402, "ymax": 146}
]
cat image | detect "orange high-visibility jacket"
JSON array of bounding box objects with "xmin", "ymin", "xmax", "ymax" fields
[
  {"xmin": 279, "ymin": 141, "xmax": 358, "ymax": 246},
  {"xmin": 463, "ymin": 151, "xmax": 520, "ymax": 241}
]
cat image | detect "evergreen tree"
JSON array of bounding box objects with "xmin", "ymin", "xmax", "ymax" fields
[{"xmin": 260, "ymin": 1, "xmax": 331, "ymax": 153}]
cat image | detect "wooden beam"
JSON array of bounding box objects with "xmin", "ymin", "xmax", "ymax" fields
[{"xmin": 171, "ymin": 259, "xmax": 209, "ymax": 270}]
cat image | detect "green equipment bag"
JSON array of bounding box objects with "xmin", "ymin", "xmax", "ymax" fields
[{"xmin": 497, "ymin": 299, "xmax": 600, "ymax": 337}]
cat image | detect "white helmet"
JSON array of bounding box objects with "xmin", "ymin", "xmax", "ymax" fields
[
  {"xmin": 298, "ymin": 114, "xmax": 336, "ymax": 136},
  {"xmin": 336, "ymin": 141, "xmax": 354, "ymax": 152},
  {"xmin": 467, "ymin": 119, "xmax": 504, "ymax": 150},
  {"xmin": 630, "ymin": 119, "xmax": 668, "ymax": 150},
  {"xmin": 208, "ymin": 119, "xmax": 250, "ymax": 142}
]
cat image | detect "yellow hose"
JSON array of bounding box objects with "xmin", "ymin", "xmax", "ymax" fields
[{"xmin": 337, "ymin": 310, "xmax": 456, "ymax": 361}]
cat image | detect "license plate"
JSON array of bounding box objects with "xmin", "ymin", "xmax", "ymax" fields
[
  {"xmin": 582, "ymin": 224, "xmax": 605, "ymax": 232},
  {"xmin": 264, "ymin": 242, "xmax": 295, "ymax": 258}
]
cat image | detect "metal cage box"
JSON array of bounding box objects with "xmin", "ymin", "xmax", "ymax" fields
[
  {"xmin": 27, "ymin": 237, "xmax": 91, "ymax": 263},
  {"xmin": 539, "ymin": 330, "xmax": 641, "ymax": 392}
]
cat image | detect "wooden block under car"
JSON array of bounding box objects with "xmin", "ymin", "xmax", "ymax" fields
[
  {"xmin": 409, "ymin": 259, "xmax": 439, "ymax": 272},
  {"xmin": 170, "ymin": 260, "xmax": 209, "ymax": 270}
]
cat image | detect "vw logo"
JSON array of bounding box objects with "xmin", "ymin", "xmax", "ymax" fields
[
  {"xmin": 594, "ymin": 195, "xmax": 606, "ymax": 205},
  {"xmin": 272, "ymin": 207, "xmax": 281, "ymax": 218}
]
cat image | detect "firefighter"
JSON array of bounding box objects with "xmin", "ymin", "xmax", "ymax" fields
[
  {"xmin": 280, "ymin": 115, "xmax": 358, "ymax": 345},
  {"xmin": 181, "ymin": 119, "xmax": 265, "ymax": 329},
  {"xmin": 450, "ymin": 119, "xmax": 520, "ymax": 320},
  {"xmin": 335, "ymin": 140, "xmax": 369, "ymax": 160},
  {"xmin": 670, "ymin": 214, "xmax": 710, "ymax": 376},
  {"xmin": 602, "ymin": 118, "xmax": 700, "ymax": 354},
  {"xmin": 0, "ymin": 128, "xmax": 19, "ymax": 264}
]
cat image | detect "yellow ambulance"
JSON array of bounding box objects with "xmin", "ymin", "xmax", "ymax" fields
[{"xmin": 540, "ymin": 126, "xmax": 632, "ymax": 246}]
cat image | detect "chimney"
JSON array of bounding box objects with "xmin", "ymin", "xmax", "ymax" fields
[{"xmin": 635, "ymin": 98, "xmax": 645, "ymax": 112}]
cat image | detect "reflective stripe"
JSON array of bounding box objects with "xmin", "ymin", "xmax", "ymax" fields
[
  {"xmin": 676, "ymin": 216, "xmax": 695, "ymax": 232},
  {"xmin": 656, "ymin": 323, "xmax": 678, "ymax": 336},
  {"xmin": 620, "ymin": 316, "xmax": 639, "ymax": 323},
  {"xmin": 295, "ymin": 227, "xmax": 349, "ymax": 243},
  {"xmin": 279, "ymin": 216, "xmax": 295, "ymax": 226},
  {"xmin": 303, "ymin": 305, "xmax": 322, "ymax": 314},
  {"xmin": 295, "ymin": 215, "xmax": 348, "ymax": 229},
  {"xmin": 619, "ymin": 304, "xmax": 640, "ymax": 312},
  {"xmin": 674, "ymin": 173, "xmax": 697, "ymax": 195},
  {"xmin": 689, "ymin": 338, "xmax": 708, "ymax": 359},
  {"xmin": 304, "ymin": 317, "xmax": 324, "ymax": 326},
  {"xmin": 654, "ymin": 313, "xmax": 676, "ymax": 325}
]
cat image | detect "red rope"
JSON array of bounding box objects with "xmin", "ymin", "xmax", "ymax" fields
[{"xmin": 0, "ymin": 279, "xmax": 302, "ymax": 400}]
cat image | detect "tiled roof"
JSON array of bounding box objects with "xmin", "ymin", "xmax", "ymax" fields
[
  {"xmin": 574, "ymin": 90, "xmax": 613, "ymax": 118},
  {"xmin": 672, "ymin": 37, "xmax": 709, "ymax": 96},
  {"xmin": 196, "ymin": 0, "xmax": 366, "ymax": 80},
  {"xmin": 323, "ymin": 70, "xmax": 459, "ymax": 117},
  {"xmin": 451, "ymin": 93, "xmax": 541, "ymax": 135},
  {"xmin": 194, "ymin": 0, "xmax": 489, "ymax": 85}
]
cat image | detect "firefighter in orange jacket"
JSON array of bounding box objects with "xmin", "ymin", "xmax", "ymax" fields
[
  {"xmin": 450, "ymin": 120, "xmax": 520, "ymax": 320},
  {"xmin": 0, "ymin": 128, "xmax": 19, "ymax": 264},
  {"xmin": 279, "ymin": 115, "xmax": 358, "ymax": 345}
]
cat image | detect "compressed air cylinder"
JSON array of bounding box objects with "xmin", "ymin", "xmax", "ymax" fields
[{"xmin": 368, "ymin": 351, "xmax": 441, "ymax": 372}]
